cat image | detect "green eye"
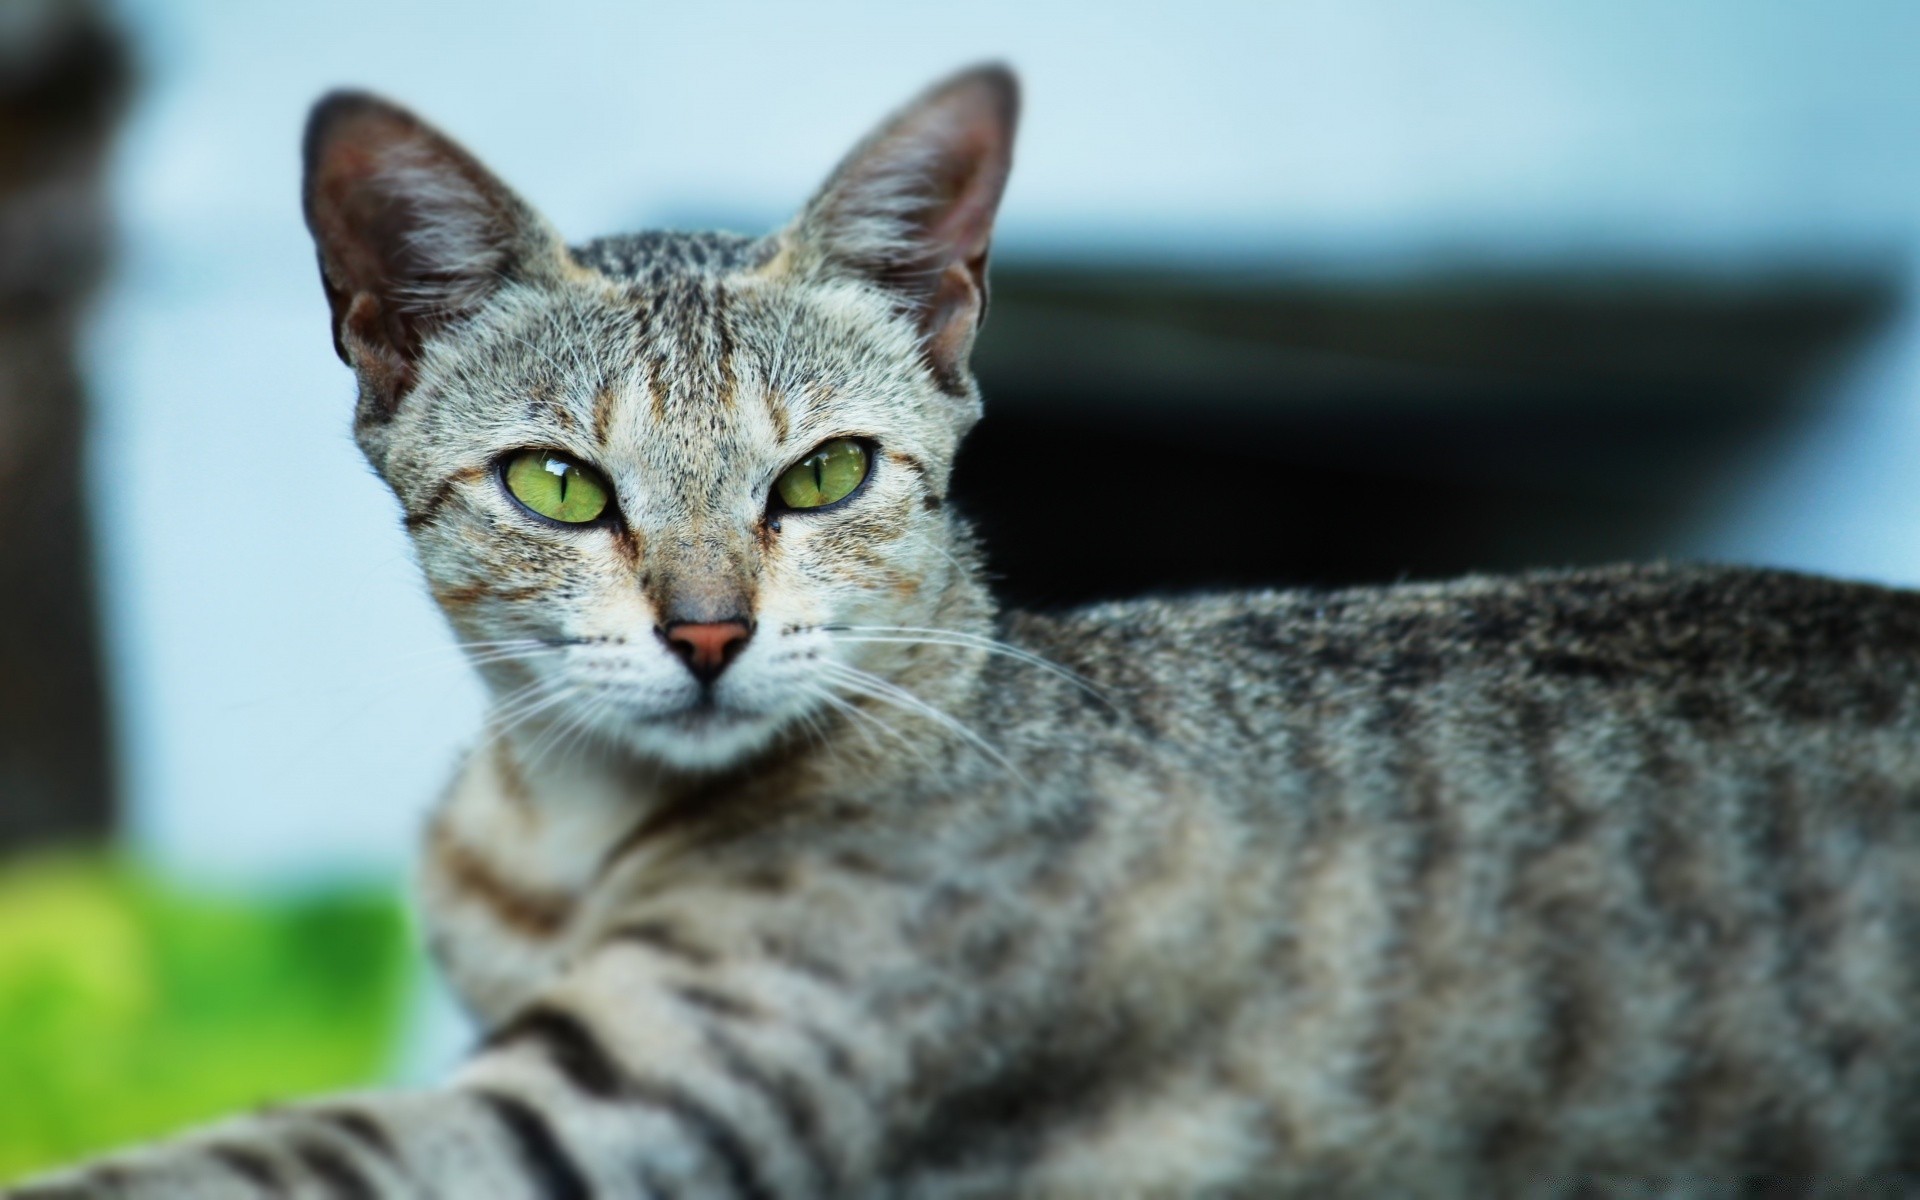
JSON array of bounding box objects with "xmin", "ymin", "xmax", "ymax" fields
[
  {"xmin": 503, "ymin": 450, "xmax": 611, "ymax": 524},
  {"xmin": 775, "ymin": 438, "xmax": 870, "ymax": 510}
]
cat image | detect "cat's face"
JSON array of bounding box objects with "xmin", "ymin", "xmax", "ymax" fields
[
  {"xmin": 302, "ymin": 69, "xmax": 1016, "ymax": 771},
  {"xmin": 387, "ymin": 256, "xmax": 975, "ymax": 769}
]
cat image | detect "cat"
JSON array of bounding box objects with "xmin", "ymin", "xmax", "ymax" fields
[{"xmin": 11, "ymin": 63, "xmax": 1920, "ymax": 1199}]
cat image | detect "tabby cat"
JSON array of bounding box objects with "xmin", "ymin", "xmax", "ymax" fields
[{"xmin": 12, "ymin": 64, "xmax": 1920, "ymax": 1199}]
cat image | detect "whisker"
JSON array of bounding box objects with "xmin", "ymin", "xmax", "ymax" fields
[
  {"xmin": 804, "ymin": 683, "xmax": 930, "ymax": 767},
  {"xmin": 462, "ymin": 647, "xmax": 567, "ymax": 671},
  {"xmin": 311, "ymin": 640, "xmax": 567, "ymax": 698},
  {"xmin": 561, "ymin": 690, "xmax": 622, "ymax": 770},
  {"xmin": 927, "ymin": 542, "xmax": 973, "ymax": 579},
  {"xmin": 786, "ymin": 693, "xmax": 830, "ymax": 754},
  {"xmin": 377, "ymin": 636, "xmax": 554, "ymax": 664},
  {"xmin": 472, "ymin": 679, "xmax": 578, "ymax": 761},
  {"xmin": 521, "ymin": 719, "xmax": 578, "ymax": 778},
  {"xmin": 814, "ymin": 659, "xmax": 1028, "ymax": 788},
  {"xmin": 824, "ymin": 626, "xmax": 1114, "ymax": 709},
  {"xmin": 521, "ymin": 686, "xmax": 604, "ymax": 777},
  {"xmin": 469, "ymin": 676, "xmax": 550, "ymax": 734}
]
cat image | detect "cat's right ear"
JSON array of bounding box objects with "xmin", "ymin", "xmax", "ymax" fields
[{"xmin": 302, "ymin": 92, "xmax": 565, "ymax": 419}]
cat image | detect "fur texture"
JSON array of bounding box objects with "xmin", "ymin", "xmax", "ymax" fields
[{"xmin": 11, "ymin": 66, "xmax": 1920, "ymax": 1199}]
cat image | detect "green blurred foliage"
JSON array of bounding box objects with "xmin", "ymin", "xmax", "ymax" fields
[{"xmin": 0, "ymin": 854, "xmax": 411, "ymax": 1183}]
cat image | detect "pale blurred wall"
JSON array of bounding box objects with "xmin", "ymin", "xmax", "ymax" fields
[{"xmin": 91, "ymin": 0, "xmax": 1920, "ymax": 882}]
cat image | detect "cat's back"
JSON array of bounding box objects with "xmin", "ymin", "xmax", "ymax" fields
[
  {"xmin": 999, "ymin": 561, "xmax": 1920, "ymax": 770},
  {"xmin": 968, "ymin": 564, "xmax": 1920, "ymax": 1193}
]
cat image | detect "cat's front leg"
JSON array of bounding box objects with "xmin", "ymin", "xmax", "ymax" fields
[
  {"xmin": 3, "ymin": 910, "xmax": 907, "ymax": 1198},
  {"xmin": 2, "ymin": 1085, "xmax": 641, "ymax": 1199},
  {"xmin": 3, "ymin": 1020, "xmax": 824, "ymax": 1200},
  {"xmin": 5, "ymin": 834, "xmax": 1090, "ymax": 1199}
]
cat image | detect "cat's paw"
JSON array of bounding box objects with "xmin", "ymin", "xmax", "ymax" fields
[
  {"xmin": 3, "ymin": 1156, "xmax": 258, "ymax": 1200},
  {"xmin": 0, "ymin": 1163, "xmax": 97, "ymax": 1200},
  {"xmin": 0, "ymin": 1169, "xmax": 101, "ymax": 1200},
  {"xmin": 4, "ymin": 1184, "xmax": 91, "ymax": 1200}
]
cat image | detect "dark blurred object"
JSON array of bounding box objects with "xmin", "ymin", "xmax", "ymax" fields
[
  {"xmin": 0, "ymin": 0, "xmax": 128, "ymax": 849},
  {"xmin": 959, "ymin": 263, "xmax": 1898, "ymax": 609}
]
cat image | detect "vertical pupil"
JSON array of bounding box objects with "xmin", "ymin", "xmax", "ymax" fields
[{"xmin": 812, "ymin": 456, "xmax": 824, "ymax": 495}]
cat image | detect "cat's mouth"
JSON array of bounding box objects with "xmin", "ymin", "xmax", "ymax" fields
[
  {"xmin": 613, "ymin": 692, "xmax": 791, "ymax": 771},
  {"xmin": 554, "ymin": 652, "xmax": 804, "ymax": 769},
  {"xmin": 660, "ymin": 697, "xmax": 731, "ymax": 730}
]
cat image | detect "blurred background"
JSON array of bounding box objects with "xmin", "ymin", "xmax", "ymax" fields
[{"xmin": 3, "ymin": 0, "xmax": 1919, "ymax": 1177}]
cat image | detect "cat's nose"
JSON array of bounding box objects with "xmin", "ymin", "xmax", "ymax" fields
[{"xmin": 662, "ymin": 619, "xmax": 754, "ymax": 684}]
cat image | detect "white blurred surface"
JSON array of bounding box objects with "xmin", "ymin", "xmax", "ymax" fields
[{"xmin": 88, "ymin": 0, "xmax": 1920, "ymax": 881}]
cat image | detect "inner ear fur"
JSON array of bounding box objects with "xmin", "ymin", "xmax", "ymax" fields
[
  {"xmin": 301, "ymin": 91, "xmax": 565, "ymax": 418},
  {"xmin": 789, "ymin": 64, "xmax": 1020, "ymax": 386}
]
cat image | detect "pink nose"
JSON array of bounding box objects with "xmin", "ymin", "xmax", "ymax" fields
[{"xmin": 662, "ymin": 620, "xmax": 753, "ymax": 683}]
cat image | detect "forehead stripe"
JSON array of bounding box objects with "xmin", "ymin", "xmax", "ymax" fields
[
  {"xmin": 592, "ymin": 385, "xmax": 618, "ymax": 447},
  {"xmin": 647, "ymin": 354, "xmax": 670, "ymax": 423},
  {"xmin": 713, "ymin": 281, "xmax": 738, "ymax": 411},
  {"xmin": 762, "ymin": 388, "xmax": 790, "ymax": 443}
]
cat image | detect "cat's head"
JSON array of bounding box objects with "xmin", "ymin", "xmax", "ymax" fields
[{"xmin": 301, "ymin": 67, "xmax": 1017, "ymax": 771}]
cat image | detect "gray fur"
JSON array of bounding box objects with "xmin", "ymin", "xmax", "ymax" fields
[{"xmin": 10, "ymin": 67, "xmax": 1920, "ymax": 1200}]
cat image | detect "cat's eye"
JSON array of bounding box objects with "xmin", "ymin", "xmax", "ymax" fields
[
  {"xmin": 503, "ymin": 450, "xmax": 612, "ymax": 524},
  {"xmin": 775, "ymin": 438, "xmax": 870, "ymax": 511}
]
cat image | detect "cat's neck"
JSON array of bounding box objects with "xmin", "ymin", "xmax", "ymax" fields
[{"xmin": 424, "ymin": 570, "xmax": 1003, "ymax": 1024}]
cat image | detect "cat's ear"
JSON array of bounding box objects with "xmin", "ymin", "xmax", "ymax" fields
[
  {"xmin": 302, "ymin": 91, "xmax": 567, "ymax": 418},
  {"xmin": 788, "ymin": 65, "xmax": 1019, "ymax": 386}
]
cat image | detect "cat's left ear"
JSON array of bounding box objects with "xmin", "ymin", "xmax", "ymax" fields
[{"xmin": 787, "ymin": 65, "xmax": 1019, "ymax": 387}]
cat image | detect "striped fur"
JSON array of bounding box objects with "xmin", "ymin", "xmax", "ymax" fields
[{"xmin": 14, "ymin": 67, "xmax": 1920, "ymax": 1198}]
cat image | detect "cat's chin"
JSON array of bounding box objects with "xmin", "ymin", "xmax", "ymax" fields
[{"xmin": 620, "ymin": 707, "xmax": 789, "ymax": 773}]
